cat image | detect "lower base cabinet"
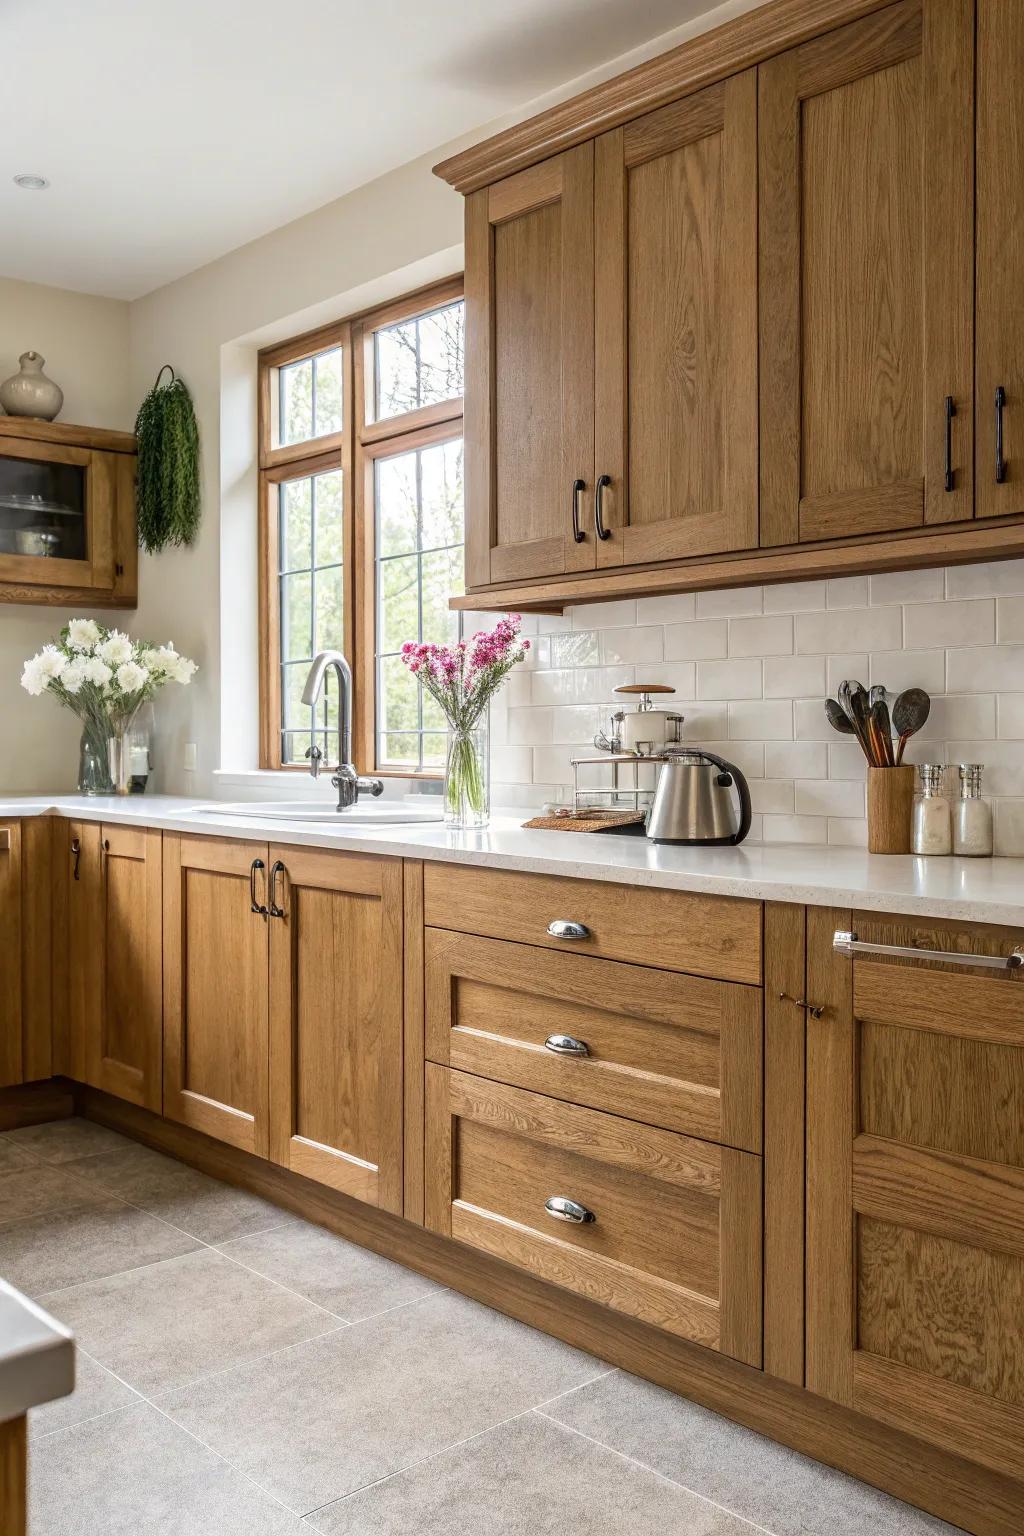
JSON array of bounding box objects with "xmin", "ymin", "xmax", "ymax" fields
[{"xmin": 424, "ymin": 1064, "xmax": 763, "ymax": 1365}]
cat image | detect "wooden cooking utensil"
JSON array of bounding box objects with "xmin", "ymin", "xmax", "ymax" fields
[{"xmin": 892, "ymin": 688, "xmax": 931, "ymax": 766}]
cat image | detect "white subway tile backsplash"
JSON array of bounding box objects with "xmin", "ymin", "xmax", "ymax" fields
[
  {"xmin": 494, "ymin": 565, "xmax": 1024, "ymax": 849},
  {"xmin": 764, "ymin": 655, "xmax": 826, "ymax": 699},
  {"xmin": 600, "ymin": 627, "xmax": 664, "ymax": 665},
  {"xmin": 904, "ymin": 599, "xmax": 995, "ymax": 649},
  {"xmin": 696, "ymin": 587, "xmax": 763, "ymax": 617},
  {"xmin": 796, "ymin": 607, "xmax": 902, "ymax": 654},
  {"xmin": 665, "ymin": 620, "xmax": 728, "ymax": 661},
  {"xmin": 697, "ymin": 658, "xmax": 763, "ymax": 700},
  {"xmin": 729, "ymin": 614, "xmax": 794, "ymax": 657}
]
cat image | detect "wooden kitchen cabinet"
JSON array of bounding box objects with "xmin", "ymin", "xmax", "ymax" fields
[
  {"xmin": 593, "ymin": 70, "xmax": 758, "ymax": 565},
  {"xmin": 0, "ymin": 419, "xmax": 138, "ymax": 608},
  {"xmin": 759, "ymin": 0, "xmax": 975, "ymax": 544},
  {"xmin": 464, "ymin": 146, "xmax": 595, "ymax": 587},
  {"xmin": 56, "ymin": 820, "xmax": 162, "ymax": 1110},
  {"xmin": 268, "ymin": 845, "xmax": 404, "ymax": 1213},
  {"xmin": 806, "ymin": 906, "xmax": 1024, "ymax": 1483},
  {"xmin": 0, "ymin": 818, "xmax": 51, "ymax": 1088},
  {"xmin": 976, "ymin": 0, "xmax": 1023, "ymax": 517},
  {"xmin": 162, "ymin": 835, "xmax": 270, "ymax": 1155}
]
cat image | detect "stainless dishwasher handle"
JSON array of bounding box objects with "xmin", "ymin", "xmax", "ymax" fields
[
  {"xmin": 547, "ymin": 920, "xmax": 590, "ymax": 940},
  {"xmin": 545, "ymin": 1196, "xmax": 596, "ymax": 1225},
  {"xmin": 833, "ymin": 930, "xmax": 1024, "ymax": 971},
  {"xmin": 544, "ymin": 1034, "xmax": 590, "ymax": 1057}
]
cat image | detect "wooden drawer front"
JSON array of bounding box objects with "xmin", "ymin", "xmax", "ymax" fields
[
  {"xmin": 425, "ymin": 930, "xmax": 761, "ymax": 1151},
  {"xmin": 423, "ymin": 864, "xmax": 761, "ymax": 984},
  {"xmin": 425, "ymin": 1066, "xmax": 762, "ymax": 1364}
]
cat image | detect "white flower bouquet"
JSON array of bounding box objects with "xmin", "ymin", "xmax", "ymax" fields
[{"xmin": 21, "ymin": 619, "xmax": 197, "ymax": 794}]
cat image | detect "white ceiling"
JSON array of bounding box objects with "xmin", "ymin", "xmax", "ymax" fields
[{"xmin": 1, "ymin": 0, "xmax": 735, "ymax": 301}]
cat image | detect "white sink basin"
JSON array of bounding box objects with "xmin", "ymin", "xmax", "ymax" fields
[{"xmin": 185, "ymin": 800, "xmax": 444, "ymax": 827}]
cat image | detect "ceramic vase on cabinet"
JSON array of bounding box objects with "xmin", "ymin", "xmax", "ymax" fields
[{"xmin": 0, "ymin": 352, "xmax": 64, "ymax": 420}]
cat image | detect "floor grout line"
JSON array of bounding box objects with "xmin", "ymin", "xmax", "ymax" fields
[{"xmin": 532, "ymin": 1407, "xmax": 781, "ymax": 1536}]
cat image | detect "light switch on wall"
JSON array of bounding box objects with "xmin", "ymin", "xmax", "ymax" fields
[{"xmin": 183, "ymin": 742, "xmax": 198, "ymax": 772}]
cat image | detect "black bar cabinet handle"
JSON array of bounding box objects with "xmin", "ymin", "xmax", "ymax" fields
[
  {"xmin": 71, "ymin": 837, "xmax": 81, "ymax": 881},
  {"xmin": 570, "ymin": 478, "xmax": 586, "ymax": 544},
  {"xmin": 595, "ymin": 474, "xmax": 612, "ymax": 541},
  {"xmin": 996, "ymin": 386, "xmax": 1007, "ymax": 484},
  {"xmin": 268, "ymin": 860, "xmax": 286, "ymax": 919},
  {"xmin": 249, "ymin": 857, "xmax": 267, "ymax": 916},
  {"xmin": 944, "ymin": 395, "xmax": 956, "ymax": 493}
]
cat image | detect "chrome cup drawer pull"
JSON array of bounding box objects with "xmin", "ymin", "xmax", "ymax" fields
[
  {"xmin": 544, "ymin": 1034, "xmax": 590, "ymax": 1057},
  {"xmin": 545, "ymin": 1196, "xmax": 596, "ymax": 1225},
  {"xmin": 547, "ymin": 919, "xmax": 590, "ymax": 940}
]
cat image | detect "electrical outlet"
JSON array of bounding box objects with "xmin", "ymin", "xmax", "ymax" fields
[{"xmin": 183, "ymin": 742, "xmax": 198, "ymax": 772}]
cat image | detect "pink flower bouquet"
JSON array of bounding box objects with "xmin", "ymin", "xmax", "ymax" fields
[{"xmin": 401, "ymin": 615, "xmax": 529, "ymax": 826}]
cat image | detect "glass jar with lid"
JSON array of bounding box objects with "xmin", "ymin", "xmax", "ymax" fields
[
  {"xmin": 912, "ymin": 763, "xmax": 951, "ymax": 855},
  {"xmin": 952, "ymin": 763, "xmax": 992, "ymax": 856}
]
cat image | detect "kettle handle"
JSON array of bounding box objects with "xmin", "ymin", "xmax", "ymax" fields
[{"xmin": 697, "ymin": 750, "xmax": 753, "ymax": 846}]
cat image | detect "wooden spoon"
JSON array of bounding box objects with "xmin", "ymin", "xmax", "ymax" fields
[{"xmin": 892, "ymin": 688, "xmax": 931, "ymax": 766}]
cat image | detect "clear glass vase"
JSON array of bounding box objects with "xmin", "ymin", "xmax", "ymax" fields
[
  {"xmin": 78, "ymin": 721, "xmax": 114, "ymax": 796},
  {"xmin": 444, "ymin": 713, "xmax": 490, "ymax": 830},
  {"xmin": 107, "ymin": 709, "xmax": 142, "ymax": 797}
]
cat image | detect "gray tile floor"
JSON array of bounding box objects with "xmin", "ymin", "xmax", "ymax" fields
[{"xmin": 0, "ymin": 1118, "xmax": 963, "ymax": 1535}]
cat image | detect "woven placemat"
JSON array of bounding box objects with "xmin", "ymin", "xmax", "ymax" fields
[{"xmin": 521, "ymin": 811, "xmax": 646, "ymax": 833}]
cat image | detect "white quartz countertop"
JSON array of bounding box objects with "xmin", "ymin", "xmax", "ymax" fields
[
  {"xmin": 3, "ymin": 793, "xmax": 1024, "ymax": 926},
  {"xmin": 0, "ymin": 1280, "xmax": 74, "ymax": 1422}
]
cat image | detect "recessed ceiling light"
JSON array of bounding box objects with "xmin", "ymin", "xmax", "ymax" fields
[{"xmin": 13, "ymin": 174, "xmax": 49, "ymax": 190}]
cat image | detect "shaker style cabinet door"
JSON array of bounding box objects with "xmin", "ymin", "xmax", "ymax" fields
[
  {"xmin": 268, "ymin": 847, "xmax": 404, "ymax": 1213},
  {"xmin": 592, "ymin": 70, "xmax": 758, "ymax": 565},
  {"xmin": 806, "ymin": 907, "xmax": 1024, "ymax": 1481},
  {"xmin": 162, "ymin": 835, "xmax": 271, "ymax": 1155},
  {"xmin": 759, "ymin": 0, "xmax": 975, "ymax": 545},
  {"xmin": 0, "ymin": 822, "xmax": 23, "ymax": 1088},
  {"xmin": 63, "ymin": 824, "xmax": 162, "ymax": 1111},
  {"xmin": 463, "ymin": 144, "xmax": 595, "ymax": 587},
  {"xmin": 976, "ymin": 0, "xmax": 1024, "ymax": 518}
]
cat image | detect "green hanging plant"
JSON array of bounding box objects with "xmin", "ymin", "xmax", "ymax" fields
[{"xmin": 134, "ymin": 364, "xmax": 201, "ymax": 553}]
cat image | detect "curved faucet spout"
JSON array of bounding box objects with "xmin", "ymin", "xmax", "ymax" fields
[{"xmin": 300, "ymin": 650, "xmax": 381, "ymax": 809}]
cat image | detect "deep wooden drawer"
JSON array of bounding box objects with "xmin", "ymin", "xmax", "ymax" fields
[
  {"xmin": 422, "ymin": 863, "xmax": 761, "ymax": 984},
  {"xmin": 425, "ymin": 929, "xmax": 762, "ymax": 1150},
  {"xmin": 425, "ymin": 1065, "xmax": 762, "ymax": 1363}
]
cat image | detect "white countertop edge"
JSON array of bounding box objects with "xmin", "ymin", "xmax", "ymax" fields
[
  {"xmin": 2, "ymin": 794, "xmax": 1024, "ymax": 927},
  {"xmin": 0, "ymin": 1281, "xmax": 74, "ymax": 1422}
]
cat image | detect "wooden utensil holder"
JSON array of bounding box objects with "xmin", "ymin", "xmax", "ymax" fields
[{"xmin": 867, "ymin": 765, "xmax": 914, "ymax": 853}]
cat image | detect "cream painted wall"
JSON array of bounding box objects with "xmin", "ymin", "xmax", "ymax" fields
[{"xmin": 0, "ymin": 278, "xmax": 131, "ymax": 792}]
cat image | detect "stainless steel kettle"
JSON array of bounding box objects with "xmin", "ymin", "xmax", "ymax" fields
[{"xmin": 645, "ymin": 749, "xmax": 752, "ymax": 845}]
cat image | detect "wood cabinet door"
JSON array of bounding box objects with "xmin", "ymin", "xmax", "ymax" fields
[
  {"xmin": 760, "ymin": 0, "xmax": 975, "ymax": 545},
  {"xmin": 425, "ymin": 1066, "xmax": 762, "ymax": 1364},
  {"xmin": 0, "ymin": 822, "xmax": 24, "ymax": 1088},
  {"xmin": 84, "ymin": 826, "xmax": 162, "ymax": 1110},
  {"xmin": 976, "ymin": 0, "xmax": 1024, "ymax": 518},
  {"xmin": 163, "ymin": 835, "xmax": 270, "ymax": 1156},
  {"xmin": 0, "ymin": 440, "xmax": 116, "ymax": 592},
  {"xmin": 806, "ymin": 906, "xmax": 1024, "ymax": 1481},
  {"xmin": 269, "ymin": 846, "xmax": 404, "ymax": 1213},
  {"xmin": 464, "ymin": 145, "xmax": 595, "ymax": 587},
  {"xmin": 592, "ymin": 71, "xmax": 758, "ymax": 566}
]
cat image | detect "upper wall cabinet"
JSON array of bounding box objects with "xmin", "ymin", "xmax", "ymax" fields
[
  {"xmin": 976, "ymin": 0, "xmax": 1023, "ymax": 518},
  {"xmin": 0, "ymin": 419, "xmax": 138, "ymax": 608},
  {"xmin": 464, "ymin": 147, "xmax": 595, "ymax": 587},
  {"xmin": 594, "ymin": 72, "xmax": 758, "ymax": 566},
  {"xmin": 759, "ymin": 0, "xmax": 974, "ymax": 544}
]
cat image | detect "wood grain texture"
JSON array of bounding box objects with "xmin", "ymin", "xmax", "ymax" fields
[
  {"xmin": 433, "ymin": 0, "xmax": 896, "ymax": 192},
  {"xmin": 162, "ymin": 835, "xmax": 271, "ymax": 1157},
  {"xmin": 65, "ymin": 821, "xmax": 102, "ymax": 1088},
  {"xmin": 86, "ymin": 825, "xmax": 162, "ymax": 1110},
  {"xmin": 403, "ymin": 860, "xmax": 426, "ymax": 1224},
  {"xmin": 0, "ymin": 821, "xmax": 24, "ymax": 1087},
  {"xmin": 976, "ymin": 0, "xmax": 1024, "ymax": 520},
  {"xmin": 424, "ymin": 927, "xmax": 761, "ymax": 1150},
  {"xmin": 0, "ymin": 417, "xmax": 135, "ymax": 453},
  {"xmin": 268, "ymin": 846, "xmax": 404, "ymax": 1212},
  {"xmin": 0, "ymin": 1414, "xmax": 26, "ymax": 1536},
  {"xmin": 595, "ymin": 70, "xmax": 757, "ymax": 568},
  {"xmin": 0, "ymin": 1081, "xmax": 74, "ymax": 1132},
  {"xmin": 865, "ymin": 765, "xmax": 914, "ymax": 853},
  {"xmin": 763, "ymin": 902, "xmax": 806, "ymax": 1385},
  {"xmin": 422, "ymin": 863, "xmax": 762, "ymax": 984},
  {"xmin": 79, "ymin": 1086, "xmax": 1024, "ymax": 1535},
  {"xmin": 20, "ymin": 816, "xmax": 52, "ymax": 1082},
  {"xmin": 425, "ymin": 1065, "xmax": 762, "ymax": 1363},
  {"xmin": 854, "ymin": 1134, "xmax": 1024, "ymax": 1261},
  {"xmin": 799, "ymin": 482, "xmax": 924, "ymax": 542}
]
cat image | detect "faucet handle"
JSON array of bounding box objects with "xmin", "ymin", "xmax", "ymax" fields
[
  {"xmin": 358, "ymin": 777, "xmax": 385, "ymax": 799},
  {"xmin": 305, "ymin": 743, "xmax": 324, "ymax": 780}
]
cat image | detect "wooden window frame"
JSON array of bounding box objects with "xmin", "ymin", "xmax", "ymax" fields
[{"xmin": 258, "ymin": 277, "xmax": 463, "ymax": 774}]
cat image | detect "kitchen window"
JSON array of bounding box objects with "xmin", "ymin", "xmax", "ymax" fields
[{"xmin": 257, "ymin": 277, "xmax": 463, "ymax": 772}]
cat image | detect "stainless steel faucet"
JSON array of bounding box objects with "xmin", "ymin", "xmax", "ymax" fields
[{"xmin": 301, "ymin": 650, "xmax": 383, "ymax": 811}]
